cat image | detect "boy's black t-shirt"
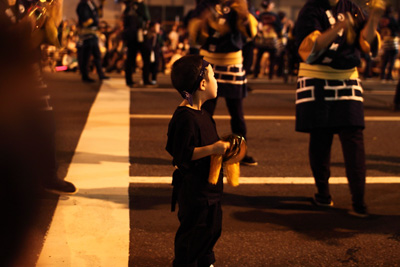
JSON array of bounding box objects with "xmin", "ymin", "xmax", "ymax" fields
[{"xmin": 166, "ymin": 106, "xmax": 223, "ymax": 205}]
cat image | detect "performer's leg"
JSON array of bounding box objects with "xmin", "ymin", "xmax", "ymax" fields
[
  {"xmin": 125, "ymin": 43, "xmax": 137, "ymax": 86},
  {"xmin": 225, "ymin": 97, "xmax": 247, "ymax": 140},
  {"xmin": 79, "ymin": 41, "xmax": 92, "ymax": 80},
  {"xmin": 380, "ymin": 50, "xmax": 389, "ymax": 80},
  {"xmin": 140, "ymin": 43, "xmax": 151, "ymax": 84},
  {"xmin": 386, "ymin": 50, "xmax": 398, "ymax": 80},
  {"xmin": 309, "ymin": 129, "xmax": 334, "ymax": 202},
  {"xmin": 90, "ymin": 39, "xmax": 107, "ymax": 79},
  {"xmin": 338, "ymin": 127, "xmax": 367, "ymax": 212},
  {"xmin": 394, "ymin": 78, "xmax": 400, "ymax": 110},
  {"xmin": 253, "ymin": 48, "xmax": 265, "ymax": 78}
]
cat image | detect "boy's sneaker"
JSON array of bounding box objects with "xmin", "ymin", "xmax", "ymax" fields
[
  {"xmin": 312, "ymin": 195, "xmax": 334, "ymax": 207},
  {"xmin": 348, "ymin": 205, "xmax": 369, "ymax": 218},
  {"xmin": 43, "ymin": 179, "xmax": 78, "ymax": 195},
  {"xmin": 240, "ymin": 155, "xmax": 258, "ymax": 166}
]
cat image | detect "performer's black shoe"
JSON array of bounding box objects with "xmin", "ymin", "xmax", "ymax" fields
[
  {"xmin": 82, "ymin": 77, "xmax": 96, "ymax": 83},
  {"xmin": 127, "ymin": 83, "xmax": 136, "ymax": 88},
  {"xmin": 43, "ymin": 179, "xmax": 78, "ymax": 195},
  {"xmin": 391, "ymin": 104, "xmax": 400, "ymax": 112},
  {"xmin": 240, "ymin": 155, "xmax": 258, "ymax": 166},
  {"xmin": 348, "ymin": 205, "xmax": 369, "ymax": 218},
  {"xmin": 312, "ymin": 195, "xmax": 334, "ymax": 207},
  {"xmin": 100, "ymin": 76, "xmax": 110, "ymax": 80}
]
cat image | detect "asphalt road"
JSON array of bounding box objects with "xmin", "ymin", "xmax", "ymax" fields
[
  {"xmin": 128, "ymin": 73, "xmax": 400, "ymax": 266},
  {"xmin": 16, "ymin": 71, "xmax": 400, "ymax": 266}
]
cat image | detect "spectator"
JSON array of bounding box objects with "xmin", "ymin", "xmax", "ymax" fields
[
  {"xmin": 168, "ymin": 24, "xmax": 179, "ymax": 51},
  {"xmin": 122, "ymin": 0, "xmax": 152, "ymax": 87},
  {"xmin": 253, "ymin": 0, "xmax": 282, "ymax": 79},
  {"xmin": 379, "ymin": 4, "xmax": 399, "ymax": 83},
  {"xmin": 62, "ymin": 49, "xmax": 79, "ymax": 71},
  {"xmin": 146, "ymin": 21, "xmax": 163, "ymax": 85}
]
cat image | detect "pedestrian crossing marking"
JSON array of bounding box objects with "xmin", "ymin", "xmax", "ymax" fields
[
  {"xmin": 130, "ymin": 114, "xmax": 400, "ymax": 121},
  {"xmin": 129, "ymin": 88, "xmax": 395, "ymax": 96},
  {"xmin": 130, "ymin": 176, "xmax": 400, "ymax": 184},
  {"xmin": 37, "ymin": 79, "xmax": 131, "ymax": 266}
]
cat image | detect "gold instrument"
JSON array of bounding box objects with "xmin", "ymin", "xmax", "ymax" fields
[
  {"xmin": 208, "ymin": 135, "xmax": 247, "ymax": 187},
  {"xmin": 28, "ymin": 0, "xmax": 60, "ymax": 47},
  {"xmin": 28, "ymin": 0, "xmax": 53, "ymax": 30},
  {"xmin": 346, "ymin": 0, "xmax": 386, "ymax": 45}
]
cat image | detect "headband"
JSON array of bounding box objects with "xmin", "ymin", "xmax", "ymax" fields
[{"xmin": 181, "ymin": 59, "xmax": 210, "ymax": 106}]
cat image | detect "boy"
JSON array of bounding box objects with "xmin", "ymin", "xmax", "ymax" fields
[{"xmin": 166, "ymin": 55, "xmax": 230, "ymax": 267}]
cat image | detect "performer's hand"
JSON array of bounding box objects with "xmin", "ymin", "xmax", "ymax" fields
[
  {"xmin": 360, "ymin": 0, "xmax": 385, "ymax": 44},
  {"xmin": 230, "ymin": 0, "xmax": 250, "ymax": 19},
  {"xmin": 369, "ymin": 0, "xmax": 386, "ymax": 12},
  {"xmin": 368, "ymin": 0, "xmax": 385, "ymax": 21}
]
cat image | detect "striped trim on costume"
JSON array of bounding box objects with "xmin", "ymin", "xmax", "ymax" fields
[
  {"xmin": 213, "ymin": 64, "xmax": 247, "ymax": 85},
  {"xmin": 296, "ymin": 77, "xmax": 363, "ymax": 104}
]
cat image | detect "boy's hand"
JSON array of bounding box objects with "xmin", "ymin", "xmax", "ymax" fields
[{"xmin": 213, "ymin": 140, "xmax": 230, "ymax": 155}]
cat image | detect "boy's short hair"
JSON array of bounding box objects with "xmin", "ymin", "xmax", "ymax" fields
[{"xmin": 171, "ymin": 55, "xmax": 209, "ymax": 95}]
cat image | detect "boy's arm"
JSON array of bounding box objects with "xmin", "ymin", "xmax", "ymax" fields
[{"xmin": 191, "ymin": 140, "xmax": 230, "ymax": 161}]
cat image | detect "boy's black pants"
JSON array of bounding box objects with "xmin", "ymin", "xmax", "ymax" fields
[
  {"xmin": 309, "ymin": 127, "xmax": 366, "ymax": 208},
  {"xmin": 173, "ymin": 199, "xmax": 222, "ymax": 267}
]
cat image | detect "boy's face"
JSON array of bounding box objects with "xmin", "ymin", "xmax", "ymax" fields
[{"xmin": 204, "ymin": 64, "xmax": 218, "ymax": 100}]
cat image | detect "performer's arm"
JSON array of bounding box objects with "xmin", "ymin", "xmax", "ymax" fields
[
  {"xmin": 231, "ymin": 0, "xmax": 257, "ymax": 38},
  {"xmin": 313, "ymin": 15, "xmax": 350, "ymax": 53},
  {"xmin": 361, "ymin": 4, "xmax": 383, "ymax": 44},
  {"xmin": 298, "ymin": 12, "xmax": 352, "ymax": 63}
]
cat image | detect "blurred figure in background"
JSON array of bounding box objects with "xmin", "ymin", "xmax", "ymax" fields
[
  {"xmin": 241, "ymin": 0, "xmax": 257, "ymax": 83},
  {"xmin": 122, "ymin": 0, "xmax": 151, "ymax": 87},
  {"xmin": 0, "ymin": 0, "xmax": 77, "ymax": 265},
  {"xmin": 378, "ymin": 4, "xmax": 399, "ymax": 83},
  {"xmin": 76, "ymin": 0, "xmax": 109, "ymax": 82},
  {"xmin": 146, "ymin": 21, "xmax": 163, "ymax": 85},
  {"xmin": 253, "ymin": 0, "xmax": 282, "ymax": 79},
  {"xmin": 393, "ymin": 10, "xmax": 400, "ymax": 111}
]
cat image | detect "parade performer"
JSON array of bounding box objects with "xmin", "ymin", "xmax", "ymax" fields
[
  {"xmin": 253, "ymin": 0, "xmax": 282, "ymax": 80},
  {"xmin": 76, "ymin": 0, "xmax": 109, "ymax": 82},
  {"xmin": 1, "ymin": 0, "xmax": 76, "ymax": 265},
  {"xmin": 378, "ymin": 4, "xmax": 399, "ymax": 83},
  {"xmin": 166, "ymin": 55, "xmax": 230, "ymax": 267},
  {"xmin": 294, "ymin": 0, "xmax": 384, "ymax": 217},
  {"xmin": 188, "ymin": 0, "xmax": 259, "ymax": 166},
  {"xmin": 122, "ymin": 0, "xmax": 151, "ymax": 87}
]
